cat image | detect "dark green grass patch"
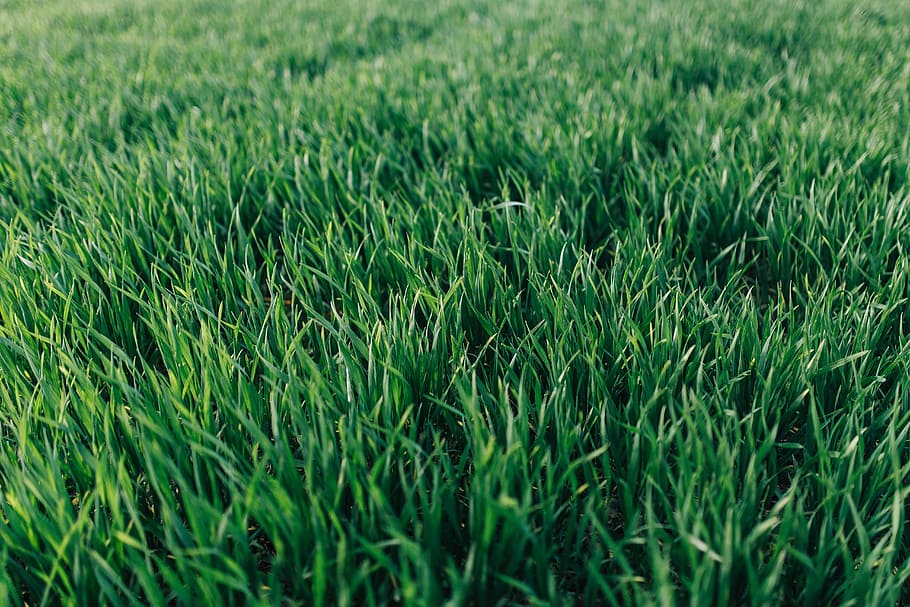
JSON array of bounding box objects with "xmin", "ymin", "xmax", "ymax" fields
[{"xmin": 1, "ymin": 0, "xmax": 910, "ymax": 604}]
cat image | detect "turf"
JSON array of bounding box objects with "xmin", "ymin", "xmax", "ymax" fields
[{"xmin": 1, "ymin": 0, "xmax": 910, "ymax": 604}]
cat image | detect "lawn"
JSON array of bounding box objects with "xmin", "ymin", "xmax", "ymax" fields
[{"xmin": 1, "ymin": 0, "xmax": 910, "ymax": 604}]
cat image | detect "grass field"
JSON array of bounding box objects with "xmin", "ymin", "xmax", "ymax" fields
[{"xmin": 1, "ymin": 0, "xmax": 910, "ymax": 604}]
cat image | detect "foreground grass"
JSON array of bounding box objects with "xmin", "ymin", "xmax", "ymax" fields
[{"xmin": 1, "ymin": 0, "xmax": 910, "ymax": 604}]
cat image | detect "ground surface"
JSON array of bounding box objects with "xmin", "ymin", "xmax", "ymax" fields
[{"xmin": 1, "ymin": 0, "xmax": 910, "ymax": 604}]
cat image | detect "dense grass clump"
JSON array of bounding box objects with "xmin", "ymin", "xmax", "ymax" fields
[{"xmin": 2, "ymin": 0, "xmax": 910, "ymax": 604}]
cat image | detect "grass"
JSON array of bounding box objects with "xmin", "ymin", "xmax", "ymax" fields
[{"xmin": 1, "ymin": 0, "xmax": 910, "ymax": 604}]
